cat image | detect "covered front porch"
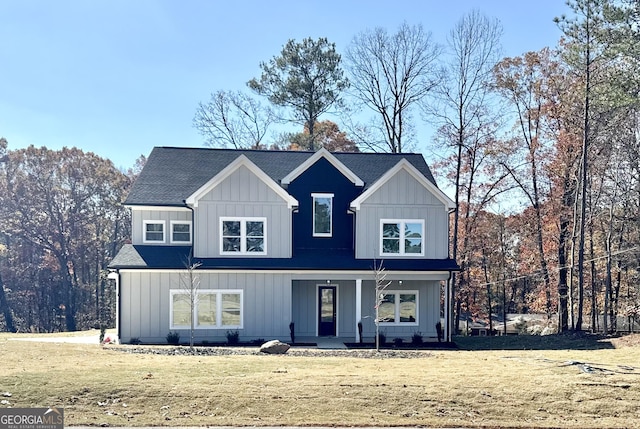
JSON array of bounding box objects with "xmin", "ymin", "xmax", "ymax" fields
[{"xmin": 290, "ymin": 274, "xmax": 449, "ymax": 344}]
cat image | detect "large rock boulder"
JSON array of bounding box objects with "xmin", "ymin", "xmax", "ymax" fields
[{"xmin": 259, "ymin": 340, "xmax": 290, "ymax": 354}]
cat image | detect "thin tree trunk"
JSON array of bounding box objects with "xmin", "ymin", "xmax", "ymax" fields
[{"xmin": 0, "ymin": 273, "xmax": 16, "ymax": 333}]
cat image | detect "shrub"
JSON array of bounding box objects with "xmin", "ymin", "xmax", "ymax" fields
[
  {"xmin": 129, "ymin": 337, "xmax": 141, "ymax": 345},
  {"xmin": 377, "ymin": 331, "xmax": 386, "ymax": 346},
  {"xmin": 166, "ymin": 331, "xmax": 180, "ymax": 345},
  {"xmin": 251, "ymin": 338, "xmax": 266, "ymax": 346},
  {"xmin": 393, "ymin": 337, "xmax": 403, "ymax": 347},
  {"xmin": 412, "ymin": 331, "xmax": 423, "ymax": 346},
  {"xmin": 226, "ymin": 330, "xmax": 240, "ymax": 345}
]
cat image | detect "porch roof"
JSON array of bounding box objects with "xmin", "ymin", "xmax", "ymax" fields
[{"xmin": 109, "ymin": 244, "xmax": 460, "ymax": 272}]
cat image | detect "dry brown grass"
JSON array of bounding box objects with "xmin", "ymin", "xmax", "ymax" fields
[{"xmin": 1, "ymin": 332, "xmax": 639, "ymax": 428}]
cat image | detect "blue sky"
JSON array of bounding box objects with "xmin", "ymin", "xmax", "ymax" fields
[{"xmin": 0, "ymin": 1, "xmax": 567, "ymax": 170}]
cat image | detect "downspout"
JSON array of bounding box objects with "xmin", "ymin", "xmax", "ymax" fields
[{"xmin": 184, "ymin": 200, "xmax": 195, "ymax": 258}]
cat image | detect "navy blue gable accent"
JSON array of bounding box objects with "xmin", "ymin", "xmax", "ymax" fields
[{"xmin": 286, "ymin": 156, "xmax": 362, "ymax": 254}]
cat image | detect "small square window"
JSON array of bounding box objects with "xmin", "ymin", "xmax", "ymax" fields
[
  {"xmin": 144, "ymin": 221, "xmax": 165, "ymax": 243},
  {"xmin": 171, "ymin": 221, "xmax": 192, "ymax": 243}
]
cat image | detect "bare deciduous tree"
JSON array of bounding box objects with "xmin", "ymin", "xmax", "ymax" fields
[
  {"xmin": 345, "ymin": 22, "xmax": 441, "ymax": 153},
  {"xmin": 372, "ymin": 259, "xmax": 391, "ymax": 352},
  {"xmin": 427, "ymin": 10, "xmax": 503, "ymax": 336},
  {"xmin": 193, "ymin": 90, "xmax": 275, "ymax": 149},
  {"xmin": 177, "ymin": 256, "xmax": 202, "ymax": 350}
]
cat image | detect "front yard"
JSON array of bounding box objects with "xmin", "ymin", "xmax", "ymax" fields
[{"xmin": 1, "ymin": 331, "xmax": 638, "ymax": 428}]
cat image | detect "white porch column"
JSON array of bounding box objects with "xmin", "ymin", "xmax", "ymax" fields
[
  {"xmin": 355, "ymin": 278, "xmax": 362, "ymax": 342},
  {"xmin": 107, "ymin": 271, "xmax": 120, "ymax": 341},
  {"xmin": 444, "ymin": 278, "xmax": 450, "ymax": 342}
]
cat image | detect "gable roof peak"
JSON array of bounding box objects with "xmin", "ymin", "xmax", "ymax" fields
[
  {"xmin": 281, "ymin": 148, "xmax": 364, "ymax": 186},
  {"xmin": 350, "ymin": 157, "xmax": 455, "ymax": 210},
  {"xmin": 185, "ymin": 153, "xmax": 298, "ymax": 208}
]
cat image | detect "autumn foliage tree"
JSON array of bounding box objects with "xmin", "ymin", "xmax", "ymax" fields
[
  {"xmin": 286, "ymin": 120, "xmax": 359, "ymax": 152},
  {"xmin": 0, "ymin": 144, "xmax": 131, "ymax": 332}
]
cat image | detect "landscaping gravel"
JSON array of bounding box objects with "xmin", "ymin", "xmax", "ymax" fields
[{"xmin": 108, "ymin": 345, "xmax": 434, "ymax": 359}]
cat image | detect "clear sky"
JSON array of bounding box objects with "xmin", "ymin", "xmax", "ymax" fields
[{"xmin": 0, "ymin": 0, "xmax": 567, "ymax": 170}]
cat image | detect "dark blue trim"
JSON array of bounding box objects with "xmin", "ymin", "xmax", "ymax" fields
[{"xmin": 109, "ymin": 245, "xmax": 460, "ymax": 272}]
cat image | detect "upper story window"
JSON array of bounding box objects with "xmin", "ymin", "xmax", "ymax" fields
[
  {"xmin": 143, "ymin": 220, "xmax": 165, "ymax": 243},
  {"xmin": 312, "ymin": 193, "xmax": 333, "ymax": 237},
  {"xmin": 380, "ymin": 219, "xmax": 424, "ymax": 256},
  {"xmin": 220, "ymin": 217, "xmax": 266, "ymax": 255},
  {"xmin": 170, "ymin": 221, "xmax": 192, "ymax": 244}
]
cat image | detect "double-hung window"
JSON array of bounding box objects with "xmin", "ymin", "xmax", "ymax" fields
[
  {"xmin": 170, "ymin": 290, "xmax": 243, "ymax": 329},
  {"xmin": 220, "ymin": 217, "xmax": 266, "ymax": 255},
  {"xmin": 143, "ymin": 220, "xmax": 165, "ymax": 243},
  {"xmin": 377, "ymin": 291, "xmax": 418, "ymax": 325},
  {"xmin": 380, "ymin": 219, "xmax": 424, "ymax": 256},
  {"xmin": 170, "ymin": 221, "xmax": 192, "ymax": 244},
  {"xmin": 312, "ymin": 193, "xmax": 333, "ymax": 237}
]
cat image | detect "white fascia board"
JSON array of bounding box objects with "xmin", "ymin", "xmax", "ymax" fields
[
  {"xmin": 281, "ymin": 148, "xmax": 364, "ymax": 187},
  {"xmin": 117, "ymin": 268, "xmax": 454, "ymax": 280},
  {"xmin": 350, "ymin": 158, "xmax": 455, "ymax": 210},
  {"xmin": 185, "ymin": 154, "xmax": 298, "ymax": 208}
]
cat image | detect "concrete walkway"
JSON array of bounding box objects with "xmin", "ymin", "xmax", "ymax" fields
[{"xmin": 314, "ymin": 337, "xmax": 347, "ymax": 349}]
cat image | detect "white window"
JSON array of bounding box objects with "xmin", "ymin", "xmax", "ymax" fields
[
  {"xmin": 312, "ymin": 193, "xmax": 333, "ymax": 237},
  {"xmin": 170, "ymin": 221, "xmax": 192, "ymax": 244},
  {"xmin": 220, "ymin": 217, "xmax": 266, "ymax": 255},
  {"xmin": 377, "ymin": 291, "xmax": 418, "ymax": 325},
  {"xmin": 143, "ymin": 220, "xmax": 165, "ymax": 243},
  {"xmin": 170, "ymin": 290, "xmax": 243, "ymax": 329},
  {"xmin": 380, "ymin": 219, "xmax": 424, "ymax": 256}
]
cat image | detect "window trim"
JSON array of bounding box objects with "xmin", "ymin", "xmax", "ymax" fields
[
  {"xmin": 219, "ymin": 217, "xmax": 267, "ymax": 255},
  {"xmin": 143, "ymin": 220, "xmax": 166, "ymax": 244},
  {"xmin": 170, "ymin": 289, "xmax": 243, "ymax": 330},
  {"xmin": 312, "ymin": 193, "xmax": 334, "ymax": 237},
  {"xmin": 170, "ymin": 220, "xmax": 192, "ymax": 244},
  {"xmin": 379, "ymin": 219, "xmax": 425, "ymax": 256},
  {"xmin": 377, "ymin": 290, "xmax": 419, "ymax": 326}
]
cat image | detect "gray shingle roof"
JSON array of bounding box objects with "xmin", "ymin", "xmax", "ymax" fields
[{"xmin": 125, "ymin": 147, "xmax": 439, "ymax": 206}]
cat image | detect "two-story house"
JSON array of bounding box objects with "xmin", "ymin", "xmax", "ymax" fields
[{"xmin": 109, "ymin": 147, "xmax": 458, "ymax": 344}]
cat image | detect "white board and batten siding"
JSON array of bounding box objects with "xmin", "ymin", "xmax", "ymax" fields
[
  {"xmin": 355, "ymin": 168, "xmax": 449, "ymax": 259},
  {"xmin": 118, "ymin": 270, "xmax": 294, "ymax": 344},
  {"xmin": 193, "ymin": 165, "xmax": 293, "ymax": 258},
  {"xmin": 131, "ymin": 208, "xmax": 192, "ymax": 245}
]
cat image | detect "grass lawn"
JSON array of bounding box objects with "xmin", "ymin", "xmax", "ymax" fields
[{"xmin": 1, "ymin": 331, "xmax": 639, "ymax": 428}]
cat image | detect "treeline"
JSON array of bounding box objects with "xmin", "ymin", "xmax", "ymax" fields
[
  {"xmin": 1, "ymin": 0, "xmax": 638, "ymax": 334},
  {"xmin": 0, "ymin": 142, "xmax": 133, "ymax": 332},
  {"xmin": 444, "ymin": 2, "xmax": 640, "ymax": 333}
]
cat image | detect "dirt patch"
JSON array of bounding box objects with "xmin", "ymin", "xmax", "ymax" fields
[{"xmin": 609, "ymin": 332, "xmax": 640, "ymax": 348}]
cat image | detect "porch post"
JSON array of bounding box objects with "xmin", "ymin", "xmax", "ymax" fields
[
  {"xmin": 444, "ymin": 279, "xmax": 450, "ymax": 342},
  {"xmin": 355, "ymin": 278, "xmax": 362, "ymax": 342}
]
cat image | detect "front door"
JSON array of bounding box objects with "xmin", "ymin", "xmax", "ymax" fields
[{"xmin": 318, "ymin": 286, "xmax": 336, "ymax": 336}]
